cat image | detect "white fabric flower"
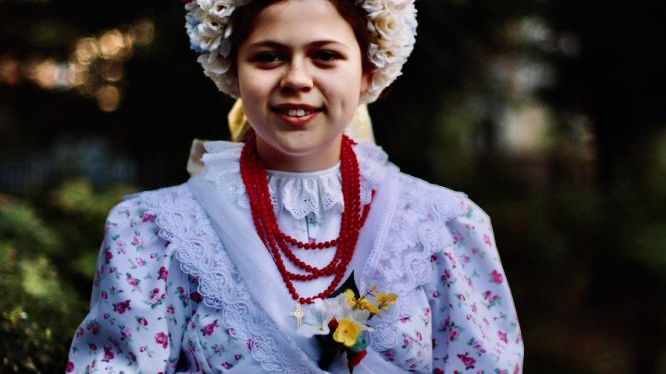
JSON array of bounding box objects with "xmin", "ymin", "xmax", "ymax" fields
[
  {"xmin": 297, "ymin": 299, "xmax": 338, "ymax": 338},
  {"xmin": 198, "ymin": 52, "xmax": 230, "ymax": 75},
  {"xmin": 198, "ymin": 0, "xmax": 236, "ymax": 19}
]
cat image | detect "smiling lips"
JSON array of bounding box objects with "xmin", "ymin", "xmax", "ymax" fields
[{"xmin": 271, "ymin": 103, "xmax": 322, "ymax": 126}]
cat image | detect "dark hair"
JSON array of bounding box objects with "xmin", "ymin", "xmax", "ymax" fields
[{"xmin": 228, "ymin": 0, "xmax": 375, "ymax": 76}]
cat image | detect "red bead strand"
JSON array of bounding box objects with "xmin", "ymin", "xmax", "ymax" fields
[{"xmin": 240, "ymin": 134, "xmax": 373, "ymax": 305}]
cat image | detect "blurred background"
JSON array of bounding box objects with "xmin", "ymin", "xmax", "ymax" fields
[{"xmin": 1, "ymin": 0, "xmax": 665, "ymax": 372}]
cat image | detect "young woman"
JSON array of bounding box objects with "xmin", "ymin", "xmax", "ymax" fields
[{"xmin": 67, "ymin": 0, "xmax": 523, "ymax": 373}]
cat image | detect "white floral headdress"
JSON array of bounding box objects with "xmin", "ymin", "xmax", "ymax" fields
[{"xmin": 184, "ymin": 0, "xmax": 417, "ymax": 103}]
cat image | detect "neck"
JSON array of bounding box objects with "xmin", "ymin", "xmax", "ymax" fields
[{"xmin": 254, "ymin": 135, "xmax": 343, "ymax": 172}]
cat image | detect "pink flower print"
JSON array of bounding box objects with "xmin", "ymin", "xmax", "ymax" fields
[
  {"xmin": 471, "ymin": 247, "xmax": 479, "ymax": 254},
  {"xmin": 76, "ymin": 328, "xmax": 84, "ymax": 337},
  {"xmin": 457, "ymin": 353, "xmax": 476, "ymax": 370},
  {"xmin": 416, "ymin": 331, "xmax": 423, "ymax": 342},
  {"xmin": 66, "ymin": 361, "xmax": 74, "ymax": 372},
  {"xmin": 202, "ymin": 320, "xmax": 219, "ymax": 336},
  {"xmin": 166, "ymin": 305, "xmax": 175, "ymax": 315},
  {"xmin": 483, "ymin": 290, "xmax": 500, "ymax": 308},
  {"xmin": 430, "ymin": 254, "xmax": 438, "ymax": 262},
  {"xmin": 441, "ymin": 270, "xmax": 452, "ymax": 282},
  {"xmin": 491, "ymin": 269, "xmax": 504, "ymax": 284},
  {"xmin": 136, "ymin": 257, "xmax": 146, "ymax": 266},
  {"xmin": 103, "ymin": 346, "xmax": 114, "ymax": 361},
  {"xmin": 142, "ymin": 212, "xmax": 156, "ymax": 222},
  {"xmin": 158, "ymin": 266, "xmax": 168, "ymax": 281},
  {"xmin": 113, "ymin": 300, "xmax": 131, "ymax": 314},
  {"xmin": 100, "ymin": 291, "xmax": 108, "ymax": 300},
  {"xmin": 86, "ymin": 321, "xmax": 100, "ymax": 335},
  {"xmin": 434, "ymin": 368, "xmax": 444, "ymax": 374},
  {"xmin": 471, "ymin": 303, "xmax": 478, "ymax": 313},
  {"xmin": 399, "ymin": 316, "xmax": 411, "ymax": 323},
  {"xmin": 89, "ymin": 343, "xmax": 97, "ymax": 351},
  {"xmin": 498, "ymin": 330, "xmax": 508, "ymax": 344},
  {"xmin": 222, "ymin": 362, "xmax": 233, "ymax": 369},
  {"xmin": 139, "ymin": 346, "xmax": 147, "ymax": 353},
  {"xmin": 103, "ymin": 313, "xmax": 110, "ymax": 320},
  {"xmin": 120, "ymin": 327, "xmax": 132, "ymax": 340},
  {"xmin": 483, "ymin": 234, "xmax": 492, "ymax": 247},
  {"xmin": 461, "ymin": 254, "xmax": 470, "ymax": 263},
  {"xmin": 190, "ymin": 292, "xmax": 202, "ymax": 303},
  {"xmin": 149, "ymin": 288, "xmax": 162, "ymax": 303},
  {"xmin": 457, "ymin": 293, "xmax": 466, "ymax": 302},
  {"xmin": 452, "ymin": 233, "xmax": 464, "ymax": 244},
  {"xmin": 402, "ymin": 337, "xmax": 411, "ymax": 348},
  {"xmin": 432, "ymin": 290, "xmax": 440, "ymax": 298},
  {"xmin": 497, "ymin": 370, "xmax": 509, "ymax": 374},
  {"xmin": 131, "ymin": 235, "xmax": 143, "ymax": 246},
  {"xmin": 234, "ymin": 354, "xmax": 242, "ymax": 361},
  {"xmin": 137, "ymin": 317, "xmax": 148, "ymax": 327},
  {"xmin": 126, "ymin": 273, "xmax": 140, "ymax": 288},
  {"xmin": 155, "ymin": 332, "xmax": 169, "ymax": 349},
  {"xmin": 465, "ymin": 224, "xmax": 475, "ymax": 231},
  {"xmin": 449, "ymin": 328, "xmax": 459, "ymax": 342},
  {"xmin": 129, "ymin": 352, "xmax": 137, "ymax": 362},
  {"xmin": 514, "ymin": 364, "xmax": 521, "ymax": 374},
  {"xmin": 104, "ymin": 247, "xmax": 113, "ymax": 263}
]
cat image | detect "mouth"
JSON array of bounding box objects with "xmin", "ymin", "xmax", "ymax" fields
[{"xmin": 270, "ymin": 104, "xmax": 323, "ymax": 126}]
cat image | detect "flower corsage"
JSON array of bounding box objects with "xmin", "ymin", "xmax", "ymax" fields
[{"xmin": 297, "ymin": 284, "xmax": 397, "ymax": 373}]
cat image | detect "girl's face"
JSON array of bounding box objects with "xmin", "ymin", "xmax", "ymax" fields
[{"xmin": 237, "ymin": 0, "xmax": 370, "ymax": 171}]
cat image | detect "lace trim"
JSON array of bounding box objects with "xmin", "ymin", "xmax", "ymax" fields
[
  {"xmin": 363, "ymin": 174, "xmax": 470, "ymax": 351},
  {"xmin": 139, "ymin": 185, "xmax": 316, "ymax": 373},
  {"xmin": 201, "ymin": 140, "xmax": 388, "ymax": 221}
]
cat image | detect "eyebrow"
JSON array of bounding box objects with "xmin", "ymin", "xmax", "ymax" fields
[{"xmin": 247, "ymin": 39, "xmax": 349, "ymax": 49}]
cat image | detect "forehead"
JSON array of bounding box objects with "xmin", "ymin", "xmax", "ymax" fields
[{"xmin": 245, "ymin": 0, "xmax": 356, "ymax": 46}]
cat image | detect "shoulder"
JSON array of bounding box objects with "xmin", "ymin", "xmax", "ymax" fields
[
  {"xmin": 394, "ymin": 171, "xmax": 487, "ymax": 224},
  {"xmin": 102, "ymin": 183, "xmax": 199, "ymax": 251}
]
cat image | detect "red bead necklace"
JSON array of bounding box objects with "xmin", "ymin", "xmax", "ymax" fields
[{"xmin": 240, "ymin": 133, "xmax": 373, "ymax": 305}]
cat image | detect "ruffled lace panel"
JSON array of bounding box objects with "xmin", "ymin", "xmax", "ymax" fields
[
  {"xmin": 140, "ymin": 185, "xmax": 317, "ymax": 373},
  {"xmin": 200, "ymin": 141, "xmax": 387, "ymax": 221},
  {"xmin": 361, "ymin": 174, "xmax": 469, "ymax": 354}
]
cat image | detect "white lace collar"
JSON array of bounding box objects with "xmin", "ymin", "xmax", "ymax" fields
[{"xmin": 200, "ymin": 140, "xmax": 389, "ymax": 221}]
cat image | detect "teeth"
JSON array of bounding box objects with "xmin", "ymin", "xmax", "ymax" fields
[{"xmin": 286, "ymin": 109, "xmax": 308, "ymax": 117}]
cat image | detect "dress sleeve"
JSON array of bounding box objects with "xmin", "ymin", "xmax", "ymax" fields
[
  {"xmin": 66, "ymin": 197, "xmax": 190, "ymax": 374},
  {"xmin": 425, "ymin": 198, "xmax": 524, "ymax": 374}
]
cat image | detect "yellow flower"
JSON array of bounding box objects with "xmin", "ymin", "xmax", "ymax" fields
[
  {"xmin": 374, "ymin": 292, "xmax": 397, "ymax": 310},
  {"xmin": 333, "ymin": 319, "xmax": 362, "ymax": 347},
  {"xmin": 358, "ymin": 298, "xmax": 379, "ymax": 314},
  {"xmin": 344, "ymin": 289, "xmax": 357, "ymax": 307}
]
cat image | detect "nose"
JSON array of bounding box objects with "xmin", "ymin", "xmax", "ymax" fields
[{"xmin": 280, "ymin": 58, "xmax": 313, "ymax": 93}]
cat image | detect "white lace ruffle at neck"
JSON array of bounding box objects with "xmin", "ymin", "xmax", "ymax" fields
[{"xmin": 200, "ymin": 140, "xmax": 389, "ymax": 221}]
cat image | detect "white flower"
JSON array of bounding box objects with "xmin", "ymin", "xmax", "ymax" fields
[
  {"xmin": 297, "ymin": 299, "xmax": 338, "ymax": 338},
  {"xmin": 330, "ymin": 293, "xmax": 372, "ymax": 329},
  {"xmin": 198, "ymin": 52, "xmax": 230, "ymax": 75},
  {"xmin": 198, "ymin": 0, "xmax": 236, "ymax": 19}
]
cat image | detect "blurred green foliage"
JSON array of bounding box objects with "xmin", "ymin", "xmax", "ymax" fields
[{"xmin": 0, "ymin": 180, "xmax": 136, "ymax": 373}]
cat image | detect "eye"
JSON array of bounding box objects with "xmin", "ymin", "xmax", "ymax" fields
[
  {"xmin": 254, "ymin": 52, "xmax": 282, "ymax": 64},
  {"xmin": 314, "ymin": 50, "xmax": 341, "ymax": 62}
]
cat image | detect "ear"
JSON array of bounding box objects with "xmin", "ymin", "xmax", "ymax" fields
[{"xmin": 360, "ymin": 70, "xmax": 372, "ymax": 94}]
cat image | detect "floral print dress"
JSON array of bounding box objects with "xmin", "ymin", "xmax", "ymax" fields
[{"xmin": 67, "ymin": 141, "xmax": 523, "ymax": 373}]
